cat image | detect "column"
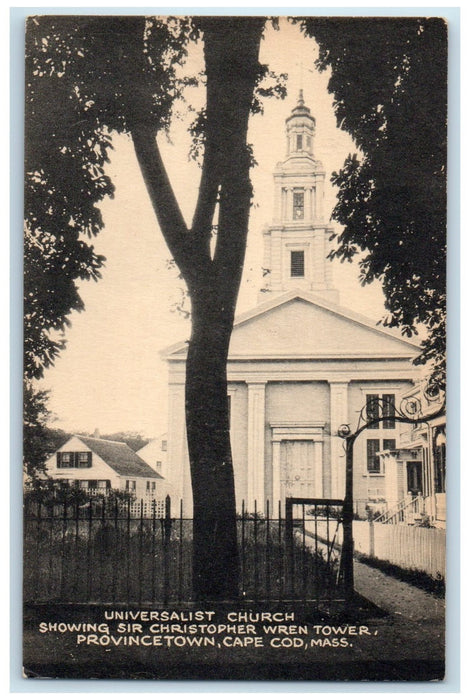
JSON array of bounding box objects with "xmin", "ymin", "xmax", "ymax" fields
[
  {"xmin": 274, "ymin": 183, "xmax": 282, "ymax": 222},
  {"xmin": 287, "ymin": 188, "xmax": 293, "ymax": 222},
  {"xmin": 315, "ymin": 174, "xmax": 324, "ymax": 221},
  {"xmin": 281, "ymin": 188, "xmax": 287, "ymax": 221},
  {"xmin": 314, "ymin": 439, "xmax": 324, "ymax": 497},
  {"xmin": 306, "ymin": 187, "xmax": 313, "ymax": 221},
  {"xmin": 329, "ymin": 382, "xmax": 349, "ymax": 499},
  {"xmin": 272, "ymin": 439, "xmax": 281, "ymax": 511},
  {"xmin": 247, "ymin": 382, "xmax": 266, "ymax": 512}
]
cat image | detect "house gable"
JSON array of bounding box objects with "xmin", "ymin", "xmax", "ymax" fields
[{"xmin": 45, "ymin": 435, "xmax": 163, "ymax": 481}]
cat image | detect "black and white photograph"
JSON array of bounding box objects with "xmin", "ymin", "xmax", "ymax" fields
[{"xmin": 22, "ymin": 13, "xmax": 447, "ymax": 681}]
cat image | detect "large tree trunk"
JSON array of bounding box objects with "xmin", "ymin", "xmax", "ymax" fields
[
  {"xmin": 185, "ymin": 295, "xmax": 238, "ymax": 600},
  {"xmin": 133, "ymin": 17, "xmax": 265, "ymax": 601}
]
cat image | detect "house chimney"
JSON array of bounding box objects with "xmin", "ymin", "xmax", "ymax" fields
[{"xmin": 93, "ymin": 428, "xmax": 101, "ymax": 438}]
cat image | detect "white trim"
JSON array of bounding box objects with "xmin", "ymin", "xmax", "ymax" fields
[
  {"xmin": 168, "ymin": 369, "xmax": 419, "ymax": 385},
  {"xmin": 271, "ymin": 424, "xmax": 325, "ymax": 503},
  {"xmin": 247, "ymin": 382, "xmax": 266, "ymax": 512},
  {"xmin": 161, "ymin": 288, "xmax": 421, "ymax": 358}
]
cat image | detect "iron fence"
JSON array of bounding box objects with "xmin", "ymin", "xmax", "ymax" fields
[{"xmin": 24, "ymin": 495, "xmax": 346, "ymax": 605}]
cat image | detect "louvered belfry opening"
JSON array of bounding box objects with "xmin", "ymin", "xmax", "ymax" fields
[{"xmin": 290, "ymin": 250, "xmax": 305, "ymax": 277}]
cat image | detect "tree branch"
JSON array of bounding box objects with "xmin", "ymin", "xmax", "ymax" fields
[
  {"xmin": 190, "ymin": 139, "xmax": 220, "ymax": 257},
  {"xmin": 131, "ymin": 125, "xmax": 193, "ymax": 275}
]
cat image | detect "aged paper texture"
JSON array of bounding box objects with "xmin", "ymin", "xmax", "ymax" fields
[{"xmin": 23, "ymin": 15, "xmax": 447, "ymax": 681}]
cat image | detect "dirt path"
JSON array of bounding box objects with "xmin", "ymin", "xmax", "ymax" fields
[{"xmin": 354, "ymin": 559, "xmax": 445, "ymax": 623}]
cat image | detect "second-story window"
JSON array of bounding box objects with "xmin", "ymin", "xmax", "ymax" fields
[
  {"xmin": 366, "ymin": 393, "xmax": 396, "ymax": 429},
  {"xmin": 293, "ymin": 190, "xmax": 304, "ymax": 219}
]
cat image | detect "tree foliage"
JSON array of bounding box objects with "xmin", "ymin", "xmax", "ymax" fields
[
  {"xmin": 24, "ymin": 16, "xmax": 192, "ymax": 379},
  {"xmin": 23, "ymin": 381, "xmax": 71, "ymax": 475},
  {"xmin": 24, "ymin": 15, "xmax": 273, "ymax": 599},
  {"xmin": 299, "ymin": 17, "xmax": 447, "ymax": 388}
]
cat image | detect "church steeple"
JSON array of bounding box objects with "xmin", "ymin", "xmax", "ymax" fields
[
  {"xmin": 260, "ymin": 93, "xmax": 339, "ymax": 304},
  {"xmin": 285, "ymin": 89, "xmax": 315, "ymax": 157}
]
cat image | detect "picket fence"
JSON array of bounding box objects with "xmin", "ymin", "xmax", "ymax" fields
[{"xmin": 306, "ymin": 519, "xmax": 445, "ymax": 580}]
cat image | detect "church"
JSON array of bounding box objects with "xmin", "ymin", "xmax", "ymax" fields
[{"xmin": 163, "ymin": 92, "xmax": 421, "ymax": 517}]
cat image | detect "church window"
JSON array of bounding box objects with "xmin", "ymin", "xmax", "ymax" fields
[
  {"xmin": 290, "ymin": 250, "xmax": 305, "ymax": 277},
  {"xmin": 293, "ymin": 190, "xmax": 304, "ymax": 219},
  {"xmin": 306, "ymin": 135, "xmax": 312, "ymax": 151},
  {"xmin": 296, "ymin": 134, "xmax": 302, "ymax": 150}
]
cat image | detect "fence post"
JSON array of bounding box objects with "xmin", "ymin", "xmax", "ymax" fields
[
  {"xmin": 369, "ymin": 518, "xmax": 375, "ymax": 558},
  {"xmin": 163, "ymin": 495, "xmax": 171, "ymax": 604},
  {"xmin": 342, "ymin": 437, "xmax": 355, "ymax": 606},
  {"xmin": 285, "ymin": 498, "xmax": 294, "ymax": 597}
]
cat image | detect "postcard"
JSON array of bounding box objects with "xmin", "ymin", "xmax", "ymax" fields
[{"xmin": 23, "ymin": 14, "xmax": 447, "ymax": 681}]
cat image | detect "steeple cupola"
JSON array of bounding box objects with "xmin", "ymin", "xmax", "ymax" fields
[
  {"xmin": 260, "ymin": 93, "xmax": 339, "ymax": 304},
  {"xmin": 285, "ymin": 89, "xmax": 316, "ymax": 157}
]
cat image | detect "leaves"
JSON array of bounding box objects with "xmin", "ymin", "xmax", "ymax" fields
[
  {"xmin": 24, "ymin": 15, "xmax": 192, "ymax": 378},
  {"xmin": 299, "ymin": 17, "xmax": 447, "ymax": 387}
]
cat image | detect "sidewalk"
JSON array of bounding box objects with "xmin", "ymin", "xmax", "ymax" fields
[
  {"xmin": 348, "ymin": 558, "xmax": 445, "ymax": 679},
  {"xmin": 354, "ymin": 558, "xmax": 445, "ymax": 624}
]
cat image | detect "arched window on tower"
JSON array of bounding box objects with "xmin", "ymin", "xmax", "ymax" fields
[{"xmin": 293, "ymin": 190, "xmax": 304, "ymax": 220}]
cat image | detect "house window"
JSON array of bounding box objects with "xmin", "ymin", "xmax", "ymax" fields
[
  {"xmin": 367, "ymin": 439, "xmax": 381, "ymax": 473},
  {"xmin": 366, "ymin": 393, "xmax": 396, "ymax": 429},
  {"xmin": 78, "ymin": 452, "xmax": 90, "ymax": 468},
  {"xmin": 290, "ymin": 250, "xmax": 305, "ymax": 278},
  {"xmin": 383, "ymin": 439, "xmax": 396, "ymax": 452},
  {"xmin": 58, "ymin": 452, "xmax": 73, "ymax": 467},
  {"xmin": 146, "ymin": 481, "xmax": 151, "ymax": 491},
  {"xmin": 97, "ymin": 480, "xmax": 110, "ymax": 490},
  {"xmin": 366, "ymin": 394, "xmax": 380, "ymax": 429},
  {"xmin": 293, "ymin": 190, "xmax": 304, "ymax": 219},
  {"xmin": 161, "ymin": 440, "xmax": 167, "ymax": 452},
  {"xmin": 367, "ymin": 439, "xmax": 396, "ymax": 474},
  {"xmin": 156, "ymin": 461, "xmax": 162, "ymax": 468},
  {"xmin": 57, "ymin": 451, "xmax": 92, "ymax": 468},
  {"xmin": 382, "ymin": 394, "xmax": 396, "ymax": 429},
  {"xmin": 296, "ymin": 134, "xmax": 302, "ymax": 150},
  {"xmin": 125, "ymin": 480, "xmax": 136, "ymax": 491},
  {"xmin": 151, "ymin": 482, "xmax": 156, "ymax": 492}
]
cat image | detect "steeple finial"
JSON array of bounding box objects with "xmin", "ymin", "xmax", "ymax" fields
[{"xmin": 298, "ymin": 88, "xmax": 305, "ymax": 106}]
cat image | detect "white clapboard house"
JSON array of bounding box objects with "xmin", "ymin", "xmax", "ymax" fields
[{"xmin": 44, "ymin": 435, "xmax": 171, "ymax": 507}]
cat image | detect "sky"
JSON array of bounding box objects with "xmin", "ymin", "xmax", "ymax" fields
[{"xmin": 37, "ymin": 18, "xmax": 388, "ymax": 438}]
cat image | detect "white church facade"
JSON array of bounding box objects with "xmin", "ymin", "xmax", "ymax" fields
[{"xmin": 164, "ymin": 93, "xmax": 421, "ymax": 517}]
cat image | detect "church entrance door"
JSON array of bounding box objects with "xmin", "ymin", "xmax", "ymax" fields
[{"xmin": 280, "ymin": 440, "xmax": 315, "ymax": 502}]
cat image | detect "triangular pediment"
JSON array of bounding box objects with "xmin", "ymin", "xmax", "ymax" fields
[{"xmin": 163, "ymin": 290, "xmax": 420, "ymax": 361}]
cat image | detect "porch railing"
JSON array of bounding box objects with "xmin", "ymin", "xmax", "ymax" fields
[{"xmin": 373, "ymin": 493, "xmax": 424, "ymax": 525}]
